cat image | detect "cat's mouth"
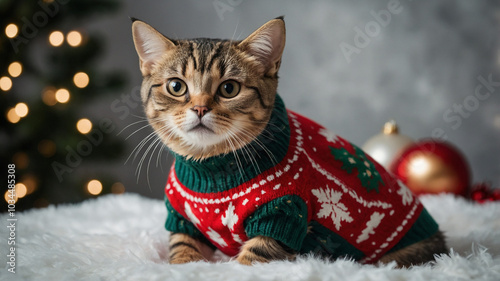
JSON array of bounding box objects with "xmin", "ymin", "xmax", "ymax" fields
[{"xmin": 188, "ymin": 123, "xmax": 215, "ymax": 134}]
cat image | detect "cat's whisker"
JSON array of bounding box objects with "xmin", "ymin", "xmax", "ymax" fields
[
  {"xmin": 233, "ymin": 126, "xmax": 279, "ymax": 167},
  {"xmin": 156, "ymin": 130, "xmax": 176, "ymax": 170},
  {"xmin": 126, "ymin": 131, "xmax": 157, "ymax": 165},
  {"xmin": 124, "ymin": 122, "xmax": 155, "ymax": 141},
  {"xmin": 127, "ymin": 122, "xmax": 170, "ymax": 166},
  {"xmin": 121, "ymin": 116, "xmax": 166, "ymax": 141},
  {"xmin": 136, "ymin": 138, "xmax": 158, "ymax": 184},
  {"xmin": 116, "ymin": 119, "xmax": 150, "ymax": 136},
  {"xmin": 135, "ymin": 126, "xmax": 171, "ymax": 183},
  {"xmin": 145, "ymin": 137, "xmax": 167, "ymax": 191},
  {"xmin": 224, "ymin": 134, "xmax": 244, "ymax": 181},
  {"xmin": 227, "ymin": 128, "xmax": 261, "ymax": 176}
]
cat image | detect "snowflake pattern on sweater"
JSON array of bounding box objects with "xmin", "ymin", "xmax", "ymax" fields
[
  {"xmin": 311, "ymin": 186, "xmax": 353, "ymax": 231},
  {"xmin": 164, "ymin": 96, "xmax": 439, "ymax": 263}
]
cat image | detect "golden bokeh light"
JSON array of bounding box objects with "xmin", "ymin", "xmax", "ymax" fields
[
  {"xmin": 67, "ymin": 31, "xmax": 83, "ymax": 47},
  {"xmin": 0, "ymin": 76, "xmax": 13, "ymax": 91},
  {"xmin": 87, "ymin": 180, "xmax": 103, "ymax": 195},
  {"xmin": 8, "ymin": 62, "xmax": 23, "ymax": 77},
  {"xmin": 15, "ymin": 183, "xmax": 27, "ymax": 198},
  {"xmin": 38, "ymin": 139, "xmax": 57, "ymax": 157},
  {"xmin": 15, "ymin": 102, "xmax": 29, "ymax": 118},
  {"xmin": 73, "ymin": 72, "xmax": 89, "ymax": 88},
  {"xmin": 55, "ymin": 88, "xmax": 70, "ymax": 103},
  {"xmin": 4, "ymin": 190, "xmax": 18, "ymax": 204},
  {"xmin": 42, "ymin": 87, "xmax": 57, "ymax": 106},
  {"xmin": 49, "ymin": 31, "xmax": 64, "ymax": 46},
  {"xmin": 5, "ymin": 24, "xmax": 18, "ymax": 38},
  {"xmin": 6, "ymin": 108, "xmax": 20, "ymax": 123},
  {"xmin": 111, "ymin": 182, "xmax": 125, "ymax": 194},
  {"xmin": 76, "ymin": 118, "xmax": 92, "ymax": 134},
  {"xmin": 22, "ymin": 174, "xmax": 38, "ymax": 195},
  {"xmin": 12, "ymin": 152, "xmax": 29, "ymax": 169}
]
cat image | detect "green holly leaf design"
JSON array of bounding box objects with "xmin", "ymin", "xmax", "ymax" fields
[{"xmin": 330, "ymin": 145, "xmax": 384, "ymax": 193}]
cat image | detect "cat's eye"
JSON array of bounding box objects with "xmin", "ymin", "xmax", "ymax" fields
[
  {"xmin": 166, "ymin": 78, "xmax": 187, "ymax": 97},
  {"xmin": 218, "ymin": 80, "xmax": 240, "ymax": 98}
]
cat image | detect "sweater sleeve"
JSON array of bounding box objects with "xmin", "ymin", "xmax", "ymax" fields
[
  {"xmin": 244, "ymin": 195, "xmax": 308, "ymax": 251},
  {"xmin": 164, "ymin": 198, "xmax": 215, "ymax": 248}
]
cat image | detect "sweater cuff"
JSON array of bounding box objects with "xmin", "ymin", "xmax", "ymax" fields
[
  {"xmin": 164, "ymin": 198, "xmax": 215, "ymax": 248},
  {"xmin": 387, "ymin": 207, "xmax": 440, "ymax": 253},
  {"xmin": 244, "ymin": 195, "xmax": 308, "ymax": 251}
]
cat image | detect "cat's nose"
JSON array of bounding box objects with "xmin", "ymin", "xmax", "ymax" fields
[{"xmin": 191, "ymin": 105, "xmax": 210, "ymax": 118}]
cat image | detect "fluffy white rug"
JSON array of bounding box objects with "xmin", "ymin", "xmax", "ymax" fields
[{"xmin": 1, "ymin": 193, "xmax": 499, "ymax": 281}]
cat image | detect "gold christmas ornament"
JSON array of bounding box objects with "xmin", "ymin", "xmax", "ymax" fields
[{"xmin": 362, "ymin": 120, "xmax": 414, "ymax": 170}]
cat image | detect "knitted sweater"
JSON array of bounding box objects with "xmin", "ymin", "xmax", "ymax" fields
[{"xmin": 164, "ymin": 95, "xmax": 438, "ymax": 263}]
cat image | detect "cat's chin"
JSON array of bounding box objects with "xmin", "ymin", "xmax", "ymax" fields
[
  {"xmin": 184, "ymin": 130, "xmax": 222, "ymax": 147},
  {"xmin": 168, "ymin": 130, "xmax": 248, "ymax": 160}
]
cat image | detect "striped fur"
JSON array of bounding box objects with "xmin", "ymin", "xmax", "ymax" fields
[
  {"xmin": 237, "ymin": 236, "xmax": 296, "ymax": 265},
  {"xmin": 132, "ymin": 18, "xmax": 285, "ymax": 161},
  {"xmin": 168, "ymin": 233, "xmax": 206, "ymax": 264},
  {"xmin": 132, "ymin": 17, "xmax": 287, "ymax": 264},
  {"xmin": 132, "ymin": 18, "xmax": 446, "ymax": 266}
]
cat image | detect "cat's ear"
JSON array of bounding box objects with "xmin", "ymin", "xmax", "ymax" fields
[
  {"xmin": 238, "ymin": 17, "xmax": 286, "ymax": 75},
  {"xmin": 132, "ymin": 20, "xmax": 176, "ymax": 76}
]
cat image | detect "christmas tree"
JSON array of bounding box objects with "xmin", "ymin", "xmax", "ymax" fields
[{"xmin": 1, "ymin": 0, "xmax": 127, "ymax": 211}]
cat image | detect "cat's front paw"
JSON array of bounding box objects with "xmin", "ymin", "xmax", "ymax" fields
[
  {"xmin": 169, "ymin": 248, "xmax": 206, "ymax": 264},
  {"xmin": 236, "ymin": 253, "xmax": 268, "ymax": 265},
  {"xmin": 168, "ymin": 233, "xmax": 207, "ymax": 264},
  {"xmin": 236, "ymin": 236, "xmax": 296, "ymax": 265}
]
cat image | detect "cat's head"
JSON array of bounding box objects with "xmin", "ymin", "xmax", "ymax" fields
[{"xmin": 131, "ymin": 17, "xmax": 286, "ymax": 160}]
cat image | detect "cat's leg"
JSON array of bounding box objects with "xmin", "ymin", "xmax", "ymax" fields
[
  {"xmin": 236, "ymin": 236, "xmax": 296, "ymax": 265},
  {"xmin": 378, "ymin": 231, "xmax": 448, "ymax": 268},
  {"xmin": 169, "ymin": 233, "xmax": 213, "ymax": 264}
]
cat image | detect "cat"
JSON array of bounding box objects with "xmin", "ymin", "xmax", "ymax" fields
[{"xmin": 131, "ymin": 16, "xmax": 448, "ymax": 267}]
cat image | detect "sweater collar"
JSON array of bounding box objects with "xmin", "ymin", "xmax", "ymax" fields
[{"xmin": 173, "ymin": 94, "xmax": 290, "ymax": 193}]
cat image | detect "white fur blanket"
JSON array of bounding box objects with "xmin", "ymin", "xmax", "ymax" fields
[{"xmin": 1, "ymin": 193, "xmax": 499, "ymax": 281}]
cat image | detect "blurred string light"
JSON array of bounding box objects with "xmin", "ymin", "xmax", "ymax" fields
[
  {"xmin": 5, "ymin": 23, "xmax": 18, "ymax": 38},
  {"xmin": 12, "ymin": 152, "xmax": 29, "ymax": 169},
  {"xmin": 6, "ymin": 108, "xmax": 19, "ymax": 123},
  {"xmin": 15, "ymin": 102, "xmax": 29, "ymax": 117},
  {"xmin": 3, "ymin": 183, "xmax": 27, "ymax": 204},
  {"xmin": 7, "ymin": 102, "xmax": 29, "ymax": 124},
  {"xmin": 22, "ymin": 174, "xmax": 39, "ymax": 195},
  {"xmin": 6, "ymin": 103, "xmax": 29, "ymax": 124},
  {"xmin": 111, "ymin": 182, "xmax": 125, "ymax": 194},
  {"xmin": 87, "ymin": 179, "xmax": 103, "ymax": 195},
  {"xmin": 8, "ymin": 62, "xmax": 22, "ymax": 77},
  {"xmin": 49, "ymin": 31, "xmax": 64, "ymax": 46},
  {"xmin": 76, "ymin": 118, "xmax": 92, "ymax": 134},
  {"xmin": 15, "ymin": 183, "xmax": 27, "ymax": 198},
  {"xmin": 38, "ymin": 139, "xmax": 56, "ymax": 157},
  {"xmin": 42, "ymin": 87, "xmax": 58, "ymax": 106},
  {"xmin": 0, "ymin": 76, "xmax": 13, "ymax": 91},
  {"xmin": 4, "ymin": 190, "xmax": 18, "ymax": 204},
  {"xmin": 73, "ymin": 72, "xmax": 89, "ymax": 88},
  {"xmin": 55, "ymin": 88, "xmax": 70, "ymax": 103},
  {"xmin": 67, "ymin": 31, "xmax": 83, "ymax": 47},
  {"xmin": 48, "ymin": 30, "xmax": 84, "ymax": 47}
]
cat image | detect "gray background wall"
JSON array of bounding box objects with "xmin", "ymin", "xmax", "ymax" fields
[{"xmin": 88, "ymin": 0, "xmax": 500, "ymax": 199}]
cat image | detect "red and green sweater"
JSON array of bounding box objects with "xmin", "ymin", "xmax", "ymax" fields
[{"xmin": 164, "ymin": 95, "xmax": 439, "ymax": 263}]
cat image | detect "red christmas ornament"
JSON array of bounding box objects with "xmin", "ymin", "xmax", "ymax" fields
[
  {"xmin": 469, "ymin": 182, "xmax": 500, "ymax": 203},
  {"xmin": 390, "ymin": 140, "xmax": 471, "ymax": 196}
]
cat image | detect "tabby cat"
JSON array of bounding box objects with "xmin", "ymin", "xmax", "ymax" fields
[{"xmin": 131, "ymin": 17, "xmax": 448, "ymax": 267}]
